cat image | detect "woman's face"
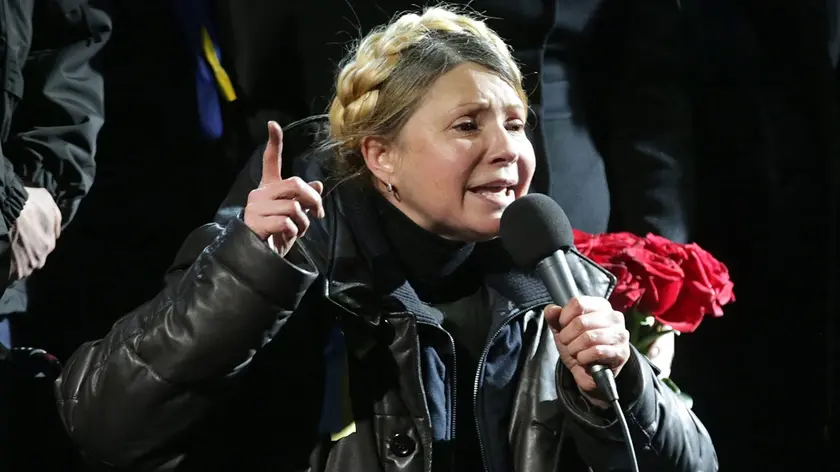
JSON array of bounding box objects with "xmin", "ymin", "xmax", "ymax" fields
[{"xmin": 363, "ymin": 63, "xmax": 536, "ymax": 241}]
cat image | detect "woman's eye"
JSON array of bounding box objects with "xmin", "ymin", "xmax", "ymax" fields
[
  {"xmin": 507, "ymin": 120, "xmax": 525, "ymax": 132},
  {"xmin": 454, "ymin": 121, "xmax": 478, "ymax": 132}
]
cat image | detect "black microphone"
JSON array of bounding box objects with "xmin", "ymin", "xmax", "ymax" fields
[
  {"xmin": 499, "ymin": 194, "xmax": 639, "ymax": 471},
  {"xmin": 499, "ymin": 193, "xmax": 618, "ymax": 400}
]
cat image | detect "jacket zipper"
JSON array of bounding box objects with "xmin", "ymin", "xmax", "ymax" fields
[
  {"xmin": 328, "ymin": 292, "xmax": 541, "ymax": 472},
  {"xmin": 473, "ymin": 304, "xmax": 543, "ymax": 472},
  {"xmin": 416, "ymin": 319, "xmax": 458, "ymax": 471}
]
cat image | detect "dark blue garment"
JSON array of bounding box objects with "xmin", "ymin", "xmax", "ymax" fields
[
  {"xmin": 414, "ymin": 296, "xmax": 525, "ymax": 472},
  {"xmin": 172, "ymin": 0, "xmax": 226, "ymax": 139},
  {"xmin": 477, "ymin": 319, "xmax": 523, "ymax": 472},
  {"xmin": 420, "ymin": 341, "xmax": 453, "ymax": 445},
  {"xmin": 0, "ymin": 319, "xmax": 9, "ymax": 349}
]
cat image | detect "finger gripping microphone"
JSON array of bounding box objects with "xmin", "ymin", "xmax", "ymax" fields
[{"xmin": 499, "ymin": 195, "xmax": 639, "ymax": 472}]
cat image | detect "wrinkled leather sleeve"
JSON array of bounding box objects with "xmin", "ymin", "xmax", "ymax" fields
[
  {"xmin": 54, "ymin": 118, "xmax": 326, "ymax": 469},
  {"xmin": 54, "ymin": 216, "xmax": 318, "ymax": 469},
  {"xmin": 556, "ymin": 349, "xmax": 718, "ymax": 471}
]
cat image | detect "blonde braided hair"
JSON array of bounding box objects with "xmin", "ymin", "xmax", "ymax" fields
[{"xmin": 327, "ymin": 6, "xmax": 528, "ymax": 179}]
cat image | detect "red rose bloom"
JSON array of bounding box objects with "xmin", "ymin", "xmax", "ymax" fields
[
  {"xmin": 572, "ymin": 229, "xmax": 597, "ymax": 258},
  {"xmin": 657, "ymin": 244, "xmax": 736, "ymax": 331},
  {"xmin": 643, "ymin": 233, "xmax": 688, "ymax": 265},
  {"xmin": 621, "ymin": 246, "xmax": 685, "ymax": 317},
  {"xmin": 686, "ymin": 243, "xmax": 736, "ymax": 309},
  {"xmin": 573, "ymin": 228, "xmax": 593, "ymax": 245},
  {"xmin": 575, "ymin": 231, "xmax": 645, "ymax": 264},
  {"xmin": 601, "ymin": 262, "xmax": 644, "ymax": 312},
  {"xmin": 572, "ymin": 229, "xmax": 735, "ymax": 334}
]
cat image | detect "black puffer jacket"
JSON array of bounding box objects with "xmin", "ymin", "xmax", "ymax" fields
[{"xmin": 55, "ymin": 117, "xmax": 717, "ymax": 471}]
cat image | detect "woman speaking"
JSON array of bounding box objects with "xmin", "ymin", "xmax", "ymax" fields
[{"xmin": 55, "ymin": 7, "xmax": 716, "ymax": 471}]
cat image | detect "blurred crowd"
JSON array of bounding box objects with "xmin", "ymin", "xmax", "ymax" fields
[{"xmin": 1, "ymin": 0, "xmax": 837, "ymax": 470}]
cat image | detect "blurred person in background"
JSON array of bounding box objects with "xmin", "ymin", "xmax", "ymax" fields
[
  {"xmin": 8, "ymin": 1, "xmax": 249, "ymax": 469},
  {"xmin": 0, "ymin": 0, "xmax": 110, "ymax": 470}
]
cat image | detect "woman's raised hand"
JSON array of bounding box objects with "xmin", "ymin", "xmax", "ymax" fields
[{"xmin": 244, "ymin": 122, "xmax": 325, "ymax": 257}]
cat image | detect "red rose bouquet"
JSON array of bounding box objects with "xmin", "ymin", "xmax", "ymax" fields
[{"xmin": 573, "ymin": 230, "xmax": 736, "ymax": 406}]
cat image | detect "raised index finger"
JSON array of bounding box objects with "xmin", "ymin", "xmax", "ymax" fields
[{"xmin": 261, "ymin": 121, "xmax": 283, "ymax": 183}]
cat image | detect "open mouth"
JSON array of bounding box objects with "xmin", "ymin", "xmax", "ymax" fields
[{"xmin": 468, "ymin": 185, "xmax": 515, "ymax": 203}]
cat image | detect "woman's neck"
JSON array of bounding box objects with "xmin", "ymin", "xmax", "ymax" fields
[{"xmin": 372, "ymin": 192, "xmax": 481, "ymax": 304}]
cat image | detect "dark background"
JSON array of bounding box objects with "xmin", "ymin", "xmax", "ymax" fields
[{"xmin": 4, "ymin": 0, "xmax": 839, "ymax": 471}]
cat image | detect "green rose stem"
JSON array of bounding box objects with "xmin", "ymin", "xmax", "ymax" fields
[{"xmin": 625, "ymin": 309, "xmax": 694, "ymax": 409}]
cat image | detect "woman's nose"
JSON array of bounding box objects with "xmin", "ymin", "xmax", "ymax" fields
[{"xmin": 485, "ymin": 125, "xmax": 519, "ymax": 166}]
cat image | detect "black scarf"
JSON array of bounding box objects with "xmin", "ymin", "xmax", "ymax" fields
[{"xmin": 372, "ymin": 193, "xmax": 483, "ymax": 305}]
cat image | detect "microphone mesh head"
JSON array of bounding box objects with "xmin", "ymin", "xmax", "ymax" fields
[{"xmin": 499, "ymin": 194, "xmax": 574, "ymax": 270}]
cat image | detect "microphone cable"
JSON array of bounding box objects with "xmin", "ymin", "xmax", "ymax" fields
[{"xmin": 592, "ymin": 367, "xmax": 640, "ymax": 472}]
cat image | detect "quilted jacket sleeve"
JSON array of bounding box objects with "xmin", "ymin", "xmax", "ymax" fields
[{"xmin": 54, "ymin": 121, "xmax": 325, "ymax": 469}]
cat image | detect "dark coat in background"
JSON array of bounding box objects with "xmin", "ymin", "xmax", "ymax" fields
[{"xmin": 0, "ymin": 0, "xmax": 110, "ymax": 314}]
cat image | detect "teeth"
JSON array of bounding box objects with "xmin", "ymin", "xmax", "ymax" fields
[{"xmin": 471, "ymin": 187, "xmax": 511, "ymax": 199}]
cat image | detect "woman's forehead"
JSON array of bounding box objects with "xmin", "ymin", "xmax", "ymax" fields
[{"xmin": 416, "ymin": 64, "xmax": 526, "ymax": 114}]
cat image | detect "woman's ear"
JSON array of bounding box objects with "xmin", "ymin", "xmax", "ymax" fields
[{"xmin": 360, "ymin": 136, "xmax": 397, "ymax": 185}]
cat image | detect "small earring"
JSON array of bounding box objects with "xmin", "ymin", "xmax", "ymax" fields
[{"xmin": 385, "ymin": 181, "xmax": 401, "ymax": 201}]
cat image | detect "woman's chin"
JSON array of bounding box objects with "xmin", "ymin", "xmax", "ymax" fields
[{"xmin": 459, "ymin": 218, "xmax": 501, "ymax": 242}]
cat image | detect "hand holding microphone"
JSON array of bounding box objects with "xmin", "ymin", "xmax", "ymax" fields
[
  {"xmin": 244, "ymin": 122, "xmax": 325, "ymax": 257},
  {"xmin": 543, "ymin": 298, "xmax": 630, "ymax": 396},
  {"xmin": 500, "ymin": 194, "xmax": 639, "ymax": 472},
  {"xmin": 499, "ymin": 194, "xmax": 630, "ymax": 399}
]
